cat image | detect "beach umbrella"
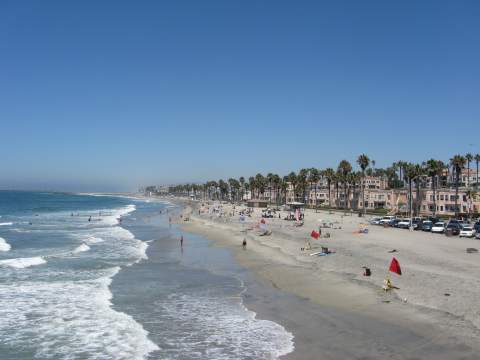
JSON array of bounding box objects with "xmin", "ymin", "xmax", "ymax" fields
[{"xmin": 389, "ymin": 257, "xmax": 402, "ymax": 275}]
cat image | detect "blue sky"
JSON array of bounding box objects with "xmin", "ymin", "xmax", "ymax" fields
[{"xmin": 1, "ymin": 1, "xmax": 479, "ymax": 191}]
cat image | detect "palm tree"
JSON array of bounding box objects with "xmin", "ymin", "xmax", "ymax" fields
[
  {"xmin": 218, "ymin": 179, "xmax": 228, "ymax": 201},
  {"xmin": 248, "ymin": 177, "xmax": 255, "ymax": 199},
  {"xmin": 308, "ymin": 168, "xmax": 320, "ymax": 210},
  {"xmin": 281, "ymin": 176, "xmax": 289, "ymax": 204},
  {"xmin": 244, "ymin": 182, "xmax": 250, "ymax": 201},
  {"xmin": 297, "ymin": 169, "xmax": 309, "ymax": 204},
  {"xmin": 272, "ymin": 174, "xmax": 281, "ymax": 206},
  {"xmin": 466, "ymin": 189, "xmax": 476, "ymax": 219},
  {"xmin": 335, "ymin": 171, "xmax": 341, "ymax": 208},
  {"xmin": 396, "ymin": 161, "xmax": 407, "ymax": 188},
  {"xmin": 475, "ymin": 154, "xmax": 480, "ymax": 190},
  {"xmin": 357, "ymin": 154, "xmax": 370, "ymax": 215},
  {"xmin": 450, "ymin": 155, "xmax": 466, "ymax": 218},
  {"xmin": 385, "ymin": 166, "xmax": 397, "ymax": 189},
  {"xmin": 239, "ymin": 177, "xmax": 245, "ymax": 201},
  {"xmin": 255, "ymin": 173, "xmax": 266, "ymax": 199},
  {"xmin": 287, "ymin": 172, "xmax": 297, "ymax": 202},
  {"xmin": 228, "ymin": 178, "xmax": 240, "ymax": 202},
  {"xmin": 337, "ymin": 160, "xmax": 352, "ymax": 209},
  {"xmin": 412, "ymin": 164, "xmax": 424, "ymax": 216},
  {"xmin": 424, "ymin": 159, "xmax": 445, "ymax": 217},
  {"xmin": 404, "ymin": 163, "xmax": 418, "ymax": 229},
  {"xmin": 466, "ymin": 153, "xmax": 473, "ymax": 188},
  {"xmin": 266, "ymin": 173, "xmax": 274, "ymax": 205},
  {"xmin": 346, "ymin": 172, "xmax": 359, "ymax": 210},
  {"xmin": 208, "ymin": 181, "xmax": 218, "ymax": 200},
  {"xmin": 324, "ymin": 168, "xmax": 335, "ymax": 208}
]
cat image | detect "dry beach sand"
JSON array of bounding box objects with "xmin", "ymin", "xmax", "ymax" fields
[{"xmin": 172, "ymin": 198, "xmax": 480, "ymax": 359}]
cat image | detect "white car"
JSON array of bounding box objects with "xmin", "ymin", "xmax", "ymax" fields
[
  {"xmin": 459, "ymin": 226, "xmax": 476, "ymax": 238},
  {"xmin": 397, "ymin": 219, "xmax": 413, "ymax": 229},
  {"xmin": 379, "ymin": 216, "xmax": 396, "ymax": 225},
  {"xmin": 369, "ymin": 217, "xmax": 382, "ymax": 225},
  {"xmin": 431, "ymin": 222, "xmax": 446, "ymax": 233}
]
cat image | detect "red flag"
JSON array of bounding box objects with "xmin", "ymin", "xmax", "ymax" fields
[
  {"xmin": 260, "ymin": 218, "xmax": 266, "ymax": 224},
  {"xmin": 389, "ymin": 257, "xmax": 402, "ymax": 275},
  {"xmin": 310, "ymin": 230, "xmax": 319, "ymax": 239}
]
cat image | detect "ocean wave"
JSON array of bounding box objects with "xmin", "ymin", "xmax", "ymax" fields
[
  {"xmin": 0, "ymin": 267, "xmax": 159, "ymax": 359},
  {"xmin": 101, "ymin": 204, "xmax": 136, "ymax": 226},
  {"xmin": 0, "ymin": 237, "xmax": 11, "ymax": 252},
  {"xmin": 85, "ymin": 236, "xmax": 104, "ymax": 244},
  {"xmin": 73, "ymin": 244, "xmax": 91, "ymax": 253},
  {"xmin": 157, "ymin": 292, "xmax": 294, "ymax": 359},
  {"xmin": 0, "ymin": 256, "xmax": 46, "ymax": 269},
  {"xmin": 0, "ymin": 222, "xmax": 13, "ymax": 226}
]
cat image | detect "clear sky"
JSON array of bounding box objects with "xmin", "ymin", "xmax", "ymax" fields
[{"xmin": 1, "ymin": 1, "xmax": 479, "ymax": 192}]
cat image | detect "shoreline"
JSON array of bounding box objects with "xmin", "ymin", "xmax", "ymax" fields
[
  {"xmin": 112, "ymin": 198, "xmax": 296, "ymax": 359},
  {"xmin": 173, "ymin": 197, "xmax": 480, "ymax": 359}
]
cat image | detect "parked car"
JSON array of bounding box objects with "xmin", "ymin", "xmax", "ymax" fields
[
  {"xmin": 397, "ymin": 219, "xmax": 420, "ymax": 229},
  {"xmin": 369, "ymin": 217, "xmax": 382, "ymax": 225},
  {"xmin": 431, "ymin": 222, "xmax": 446, "ymax": 233},
  {"xmin": 421, "ymin": 220, "xmax": 433, "ymax": 231},
  {"xmin": 397, "ymin": 219, "xmax": 411, "ymax": 229},
  {"xmin": 476, "ymin": 231, "xmax": 480, "ymax": 240},
  {"xmin": 474, "ymin": 221, "xmax": 480, "ymax": 232},
  {"xmin": 379, "ymin": 216, "xmax": 396, "ymax": 225},
  {"xmin": 459, "ymin": 225, "xmax": 476, "ymax": 238},
  {"xmin": 445, "ymin": 222, "xmax": 461, "ymax": 236},
  {"xmin": 389, "ymin": 218, "xmax": 403, "ymax": 227},
  {"xmin": 412, "ymin": 218, "xmax": 423, "ymax": 230}
]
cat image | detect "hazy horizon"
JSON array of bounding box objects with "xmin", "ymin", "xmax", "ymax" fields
[{"xmin": 2, "ymin": 1, "xmax": 479, "ymax": 192}]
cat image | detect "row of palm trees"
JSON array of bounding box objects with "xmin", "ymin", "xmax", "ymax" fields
[{"xmin": 166, "ymin": 153, "xmax": 480, "ymax": 218}]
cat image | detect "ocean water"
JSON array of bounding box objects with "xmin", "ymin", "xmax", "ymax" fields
[{"xmin": 0, "ymin": 191, "xmax": 293, "ymax": 359}]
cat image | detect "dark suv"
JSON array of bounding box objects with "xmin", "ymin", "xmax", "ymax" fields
[
  {"xmin": 412, "ymin": 218, "xmax": 423, "ymax": 230},
  {"xmin": 474, "ymin": 221, "xmax": 480, "ymax": 232},
  {"xmin": 421, "ymin": 221, "xmax": 433, "ymax": 231},
  {"xmin": 445, "ymin": 222, "xmax": 461, "ymax": 236}
]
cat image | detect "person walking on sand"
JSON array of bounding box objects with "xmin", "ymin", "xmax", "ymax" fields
[{"xmin": 242, "ymin": 238, "xmax": 247, "ymax": 250}]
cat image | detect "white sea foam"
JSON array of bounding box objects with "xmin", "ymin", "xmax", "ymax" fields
[
  {"xmin": 0, "ymin": 237, "xmax": 11, "ymax": 252},
  {"xmin": 73, "ymin": 244, "xmax": 91, "ymax": 253},
  {"xmin": 0, "ymin": 267, "xmax": 159, "ymax": 359},
  {"xmin": 85, "ymin": 236, "xmax": 104, "ymax": 244},
  {"xmin": 91, "ymin": 225, "xmax": 149, "ymax": 264},
  {"xmin": 100, "ymin": 204, "xmax": 136, "ymax": 226},
  {"xmin": 0, "ymin": 222, "xmax": 13, "ymax": 226},
  {"xmin": 0, "ymin": 256, "xmax": 46, "ymax": 268},
  {"xmin": 158, "ymin": 292, "xmax": 294, "ymax": 359}
]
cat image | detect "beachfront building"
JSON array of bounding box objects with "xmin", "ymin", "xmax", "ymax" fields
[
  {"xmin": 418, "ymin": 189, "xmax": 480, "ymax": 216},
  {"xmin": 445, "ymin": 168, "xmax": 479, "ymax": 188},
  {"xmin": 284, "ymin": 174, "xmax": 479, "ymax": 218},
  {"xmin": 361, "ymin": 176, "xmax": 388, "ymax": 190}
]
